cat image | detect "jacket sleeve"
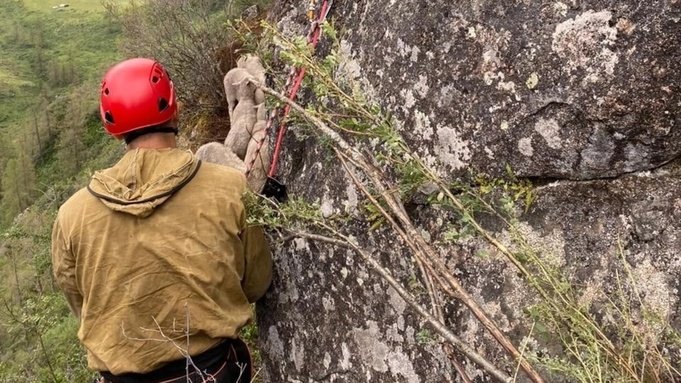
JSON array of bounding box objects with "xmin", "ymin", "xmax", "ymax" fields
[
  {"xmin": 240, "ymin": 222, "xmax": 273, "ymax": 303},
  {"xmin": 51, "ymin": 214, "xmax": 83, "ymax": 318}
]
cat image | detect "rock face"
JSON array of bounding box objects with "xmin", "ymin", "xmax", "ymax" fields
[
  {"xmin": 304, "ymin": 0, "xmax": 680, "ymax": 181},
  {"xmin": 257, "ymin": 1, "xmax": 681, "ymax": 382}
]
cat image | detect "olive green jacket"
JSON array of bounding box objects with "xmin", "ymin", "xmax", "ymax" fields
[{"xmin": 51, "ymin": 148, "xmax": 271, "ymax": 375}]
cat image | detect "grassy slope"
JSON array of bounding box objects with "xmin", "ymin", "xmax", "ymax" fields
[
  {"xmin": 0, "ymin": 0, "xmax": 125, "ymax": 204},
  {"xmin": 1, "ymin": 1, "xmax": 265, "ymax": 380},
  {"xmin": 0, "ymin": 0, "xmax": 123, "ymax": 132},
  {"xmin": 22, "ymin": 0, "xmax": 128, "ymax": 12},
  {"xmin": 0, "ymin": 1, "xmax": 34, "ymax": 131},
  {"xmin": 0, "ymin": 1, "xmax": 124, "ymax": 381}
]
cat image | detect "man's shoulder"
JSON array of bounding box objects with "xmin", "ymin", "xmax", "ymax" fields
[
  {"xmin": 196, "ymin": 161, "xmax": 247, "ymax": 186},
  {"xmin": 59, "ymin": 187, "xmax": 97, "ymax": 214}
]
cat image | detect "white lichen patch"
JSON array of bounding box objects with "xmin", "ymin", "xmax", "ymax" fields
[
  {"xmin": 410, "ymin": 45, "xmax": 421, "ymax": 62},
  {"xmin": 322, "ymin": 295, "xmax": 336, "ymax": 311},
  {"xmin": 534, "ymin": 117, "xmax": 563, "ymax": 149},
  {"xmin": 321, "ymin": 194, "xmax": 334, "ymax": 218},
  {"xmin": 437, "ymin": 84, "xmax": 455, "ymax": 109},
  {"xmin": 387, "ymin": 349, "xmax": 420, "ymax": 383},
  {"xmin": 435, "ymin": 124, "xmax": 472, "ymax": 170},
  {"xmin": 631, "ymin": 259, "xmax": 675, "ymax": 322},
  {"xmin": 395, "ymin": 38, "xmax": 421, "ymax": 62},
  {"xmin": 518, "ymin": 137, "xmax": 534, "ymax": 157},
  {"xmin": 467, "ymin": 26, "xmax": 477, "ymax": 39},
  {"xmin": 387, "ymin": 287, "xmax": 407, "ymax": 315},
  {"xmin": 482, "ymin": 47, "xmax": 502, "ymax": 73},
  {"xmin": 497, "ymin": 80, "xmax": 516, "ymax": 93},
  {"xmin": 335, "ymin": 38, "xmax": 383, "ymax": 108},
  {"xmin": 552, "ymin": 10, "xmax": 620, "ymax": 79},
  {"xmin": 352, "ymin": 321, "xmax": 390, "ymax": 372},
  {"xmin": 413, "ymin": 110, "xmax": 433, "ymax": 141},
  {"xmin": 400, "ymin": 88, "xmax": 416, "ymax": 109},
  {"xmin": 267, "ymin": 326, "xmax": 285, "ymax": 359},
  {"xmin": 553, "ymin": 2, "xmax": 569, "ymax": 17},
  {"xmin": 404, "ymin": 325, "xmax": 415, "ymax": 345},
  {"xmin": 483, "ymin": 71, "xmax": 504, "ymax": 86},
  {"xmin": 484, "ymin": 146, "xmax": 495, "ymax": 159},
  {"xmin": 337, "ymin": 40, "xmax": 362, "ymax": 81},
  {"xmin": 343, "ymin": 181, "xmax": 359, "ymax": 214},
  {"xmin": 340, "ymin": 342, "xmax": 352, "ymax": 369},
  {"xmin": 385, "ymin": 323, "xmax": 404, "ymax": 343},
  {"xmin": 526, "ymin": 72, "xmax": 540, "ymax": 89},
  {"xmin": 291, "ymin": 338, "xmax": 305, "ymax": 371},
  {"xmin": 414, "ymin": 74, "xmax": 429, "ymax": 98},
  {"xmin": 293, "ymin": 238, "xmax": 310, "ymax": 252}
]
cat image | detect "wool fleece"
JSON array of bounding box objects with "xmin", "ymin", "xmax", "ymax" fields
[{"xmin": 51, "ymin": 148, "xmax": 272, "ymax": 375}]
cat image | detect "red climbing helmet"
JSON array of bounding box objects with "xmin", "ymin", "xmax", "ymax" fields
[{"xmin": 99, "ymin": 58, "xmax": 177, "ymax": 137}]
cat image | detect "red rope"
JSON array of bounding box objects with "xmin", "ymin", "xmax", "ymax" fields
[
  {"xmin": 266, "ymin": 0, "xmax": 331, "ymax": 178},
  {"xmin": 268, "ymin": 67, "xmax": 307, "ymax": 177}
]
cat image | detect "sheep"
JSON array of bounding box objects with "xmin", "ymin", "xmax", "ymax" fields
[
  {"xmin": 237, "ymin": 55, "xmax": 266, "ymax": 104},
  {"xmin": 200, "ymin": 55, "xmax": 270, "ymax": 193},
  {"xmin": 195, "ymin": 142, "xmax": 246, "ymax": 173},
  {"xmin": 224, "ymin": 81, "xmax": 257, "ymax": 159}
]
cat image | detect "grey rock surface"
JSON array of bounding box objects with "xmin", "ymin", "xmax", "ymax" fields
[
  {"xmin": 257, "ymin": 1, "xmax": 681, "ymax": 382},
  {"xmin": 315, "ymin": 0, "xmax": 680, "ymax": 180}
]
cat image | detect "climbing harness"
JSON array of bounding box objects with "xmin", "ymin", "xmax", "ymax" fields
[{"xmin": 247, "ymin": 0, "xmax": 333, "ymax": 202}]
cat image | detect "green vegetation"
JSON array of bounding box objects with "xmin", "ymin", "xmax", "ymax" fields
[
  {"xmin": 0, "ymin": 0, "xmax": 125, "ymax": 380},
  {"xmin": 105, "ymin": 0, "xmax": 272, "ymax": 131},
  {"xmin": 0, "ymin": 0, "xmax": 124, "ymax": 225},
  {"xmin": 0, "ymin": 1, "xmax": 270, "ymax": 381}
]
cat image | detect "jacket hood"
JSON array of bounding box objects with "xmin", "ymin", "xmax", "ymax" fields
[{"xmin": 87, "ymin": 148, "xmax": 201, "ymax": 217}]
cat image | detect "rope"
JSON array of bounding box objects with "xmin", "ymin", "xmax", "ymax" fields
[{"xmin": 245, "ymin": 0, "xmax": 333, "ymax": 177}]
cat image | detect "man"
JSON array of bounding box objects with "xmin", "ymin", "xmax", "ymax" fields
[{"xmin": 51, "ymin": 58, "xmax": 272, "ymax": 383}]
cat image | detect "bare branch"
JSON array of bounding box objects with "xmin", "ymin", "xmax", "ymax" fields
[
  {"xmin": 251, "ymin": 79, "xmax": 546, "ymax": 383},
  {"xmin": 288, "ymin": 229, "xmax": 513, "ymax": 383}
]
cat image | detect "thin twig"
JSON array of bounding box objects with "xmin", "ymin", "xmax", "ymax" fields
[
  {"xmin": 336, "ymin": 150, "xmax": 442, "ymax": 322},
  {"xmin": 289, "ymin": 229, "xmax": 512, "ymax": 383},
  {"xmin": 444, "ymin": 343, "xmax": 475, "ymax": 383},
  {"xmin": 251, "ymin": 79, "xmax": 545, "ymax": 383}
]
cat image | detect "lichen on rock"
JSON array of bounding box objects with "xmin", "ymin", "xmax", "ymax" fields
[{"xmin": 256, "ymin": 0, "xmax": 681, "ymax": 381}]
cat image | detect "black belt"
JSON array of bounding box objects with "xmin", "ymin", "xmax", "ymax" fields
[{"xmin": 100, "ymin": 338, "xmax": 251, "ymax": 383}]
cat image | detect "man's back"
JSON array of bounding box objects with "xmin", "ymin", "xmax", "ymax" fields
[{"xmin": 52, "ymin": 148, "xmax": 271, "ymax": 375}]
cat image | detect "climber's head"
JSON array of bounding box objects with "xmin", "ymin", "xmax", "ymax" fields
[{"xmin": 99, "ymin": 58, "xmax": 178, "ymax": 144}]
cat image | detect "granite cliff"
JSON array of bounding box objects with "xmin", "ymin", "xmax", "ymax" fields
[{"xmin": 255, "ymin": 1, "xmax": 681, "ymax": 382}]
